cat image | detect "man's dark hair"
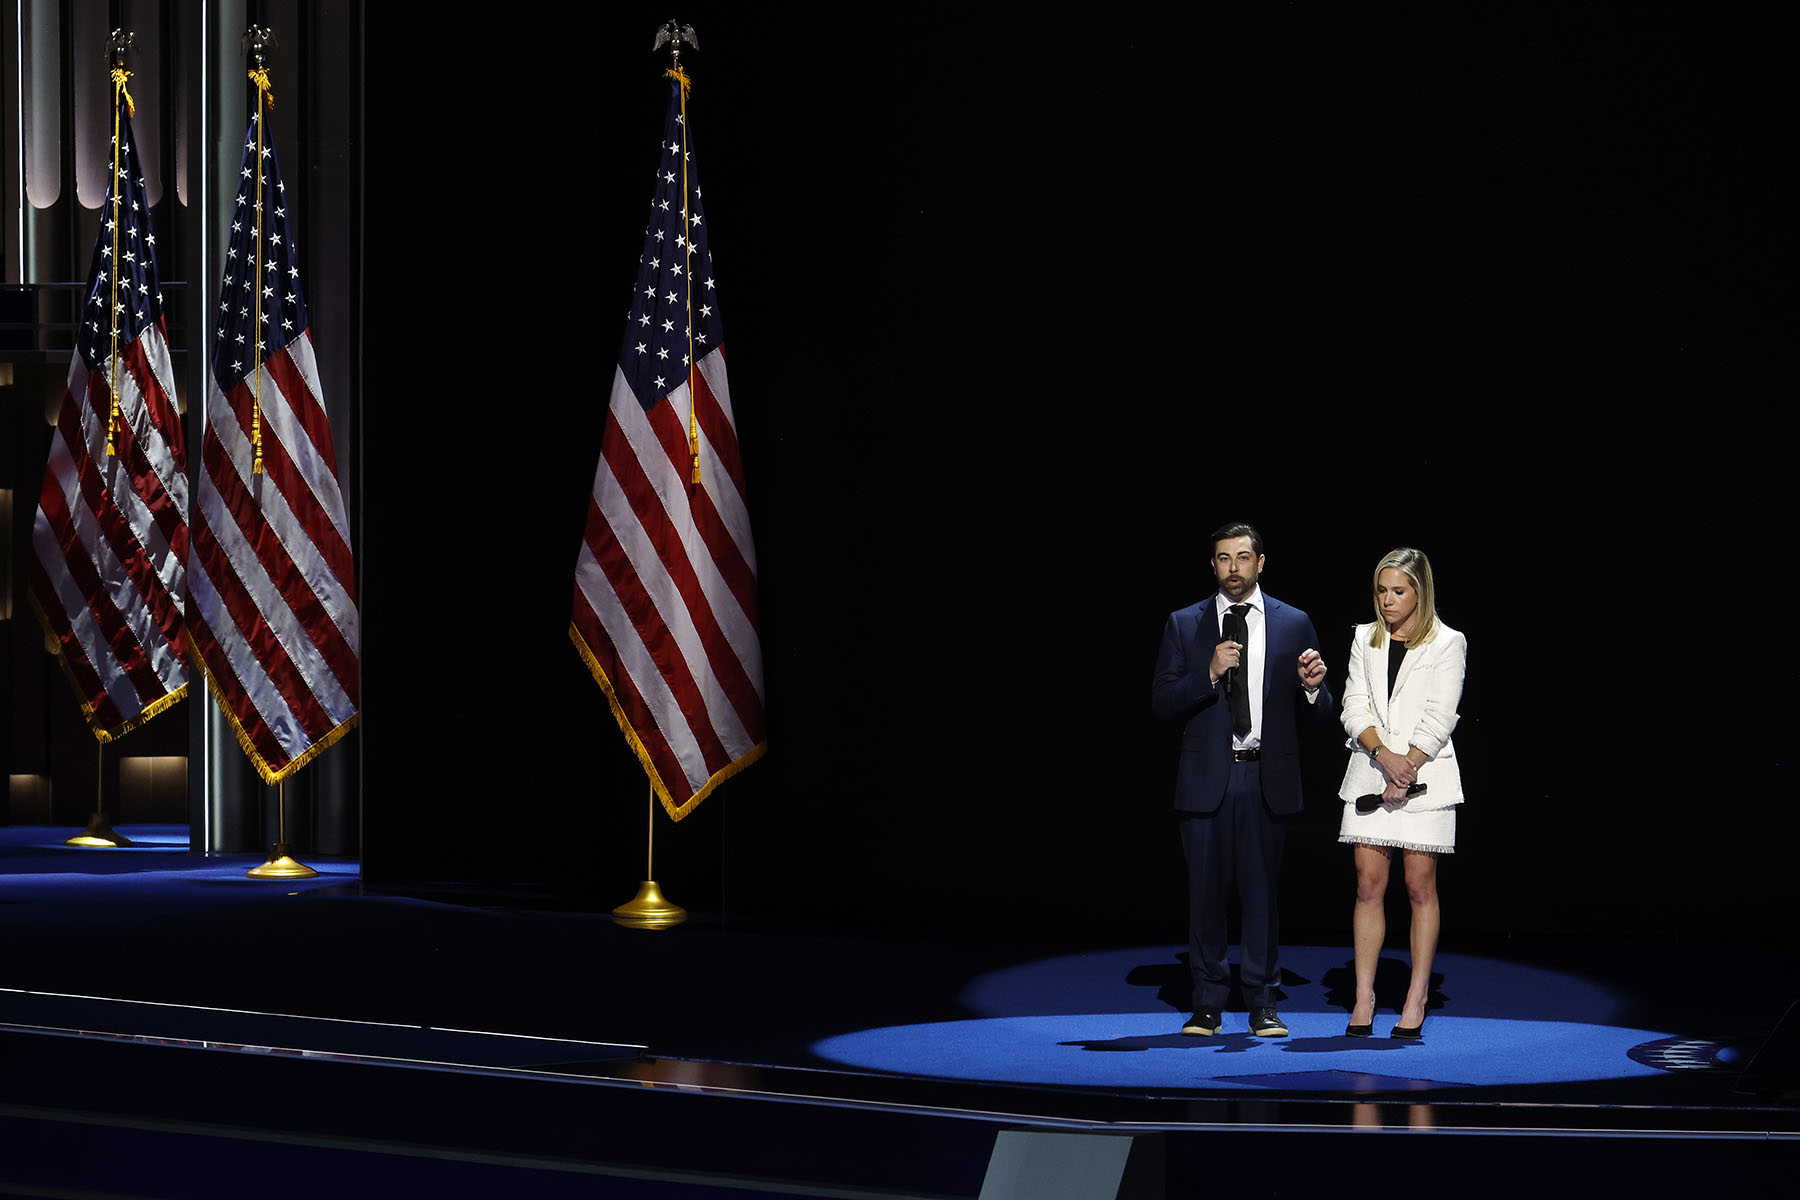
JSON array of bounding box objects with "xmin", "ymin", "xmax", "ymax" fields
[{"xmin": 1210, "ymin": 522, "xmax": 1264, "ymax": 559}]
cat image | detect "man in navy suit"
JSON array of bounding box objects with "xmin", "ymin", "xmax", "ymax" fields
[{"xmin": 1152, "ymin": 523, "xmax": 1333, "ymax": 1037}]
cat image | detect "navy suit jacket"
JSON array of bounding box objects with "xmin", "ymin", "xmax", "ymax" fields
[{"xmin": 1151, "ymin": 591, "xmax": 1334, "ymax": 816}]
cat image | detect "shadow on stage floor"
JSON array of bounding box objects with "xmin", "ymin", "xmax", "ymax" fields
[{"xmin": 2, "ymin": 825, "xmax": 1796, "ymax": 1197}]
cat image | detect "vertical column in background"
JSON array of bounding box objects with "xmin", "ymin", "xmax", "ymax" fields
[
  {"xmin": 68, "ymin": 0, "xmax": 107, "ymax": 264},
  {"xmin": 303, "ymin": 0, "xmax": 361, "ymax": 858},
  {"xmin": 182, "ymin": 0, "xmax": 261, "ymax": 854},
  {"xmin": 7, "ymin": 0, "xmax": 65, "ymax": 283}
]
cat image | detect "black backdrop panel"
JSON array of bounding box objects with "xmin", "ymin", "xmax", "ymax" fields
[{"xmin": 359, "ymin": 6, "xmax": 1792, "ymax": 938}]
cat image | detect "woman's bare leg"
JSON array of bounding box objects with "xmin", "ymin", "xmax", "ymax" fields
[
  {"xmin": 1399, "ymin": 849, "xmax": 1440, "ymax": 1027},
  {"xmin": 1351, "ymin": 843, "xmax": 1392, "ymax": 1025}
]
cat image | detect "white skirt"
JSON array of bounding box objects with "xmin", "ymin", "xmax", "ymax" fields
[{"xmin": 1337, "ymin": 798, "xmax": 1456, "ymax": 853}]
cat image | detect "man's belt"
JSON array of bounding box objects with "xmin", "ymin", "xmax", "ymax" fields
[{"xmin": 1231, "ymin": 748, "xmax": 1261, "ymax": 762}]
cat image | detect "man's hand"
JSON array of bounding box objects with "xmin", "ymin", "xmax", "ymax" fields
[
  {"xmin": 1208, "ymin": 640, "xmax": 1242, "ymax": 684},
  {"xmin": 1297, "ymin": 648, "xmax": 1326, "ymax": 690},
  {"xmin": 1374, "ymin": 747, "xmax": 1417, "ymax": 787}
]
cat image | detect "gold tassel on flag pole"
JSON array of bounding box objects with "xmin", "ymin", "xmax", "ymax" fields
[
  {"xmin": 67, "ymin": 740, "xmax": 135, "ymax": 847},
  {"xmin": 248, "ymin": 778, "xmax": 318, "ymax": 879},
  {"xmin": 613, "ymin": 782, "xmax": 687, "ymax": 929}
]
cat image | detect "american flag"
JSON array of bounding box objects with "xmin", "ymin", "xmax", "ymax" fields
[
  {"xmin": 185, "ymin": 102, "xmax": 359, "ymax": 783},
  {"xmin": 571, "ymin": 73, "xmax": 765, "ymax": 820},
  {"xmin": 29, "ymin": 92, "xmax": 189, "ymax": 739}
]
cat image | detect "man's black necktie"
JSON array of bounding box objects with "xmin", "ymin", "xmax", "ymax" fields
[{"xmin": 1225, "ymin": 603, "xmax": 1251, "ymax": 738}]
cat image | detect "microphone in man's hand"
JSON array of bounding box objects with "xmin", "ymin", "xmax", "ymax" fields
[
  {"xmin": 1355, "ymin": 783, "xmax": 1427, "ymax": 814},
  {"xmin": 1223, "ymin": 613, "xmax": 1242, "ymax": 695}
]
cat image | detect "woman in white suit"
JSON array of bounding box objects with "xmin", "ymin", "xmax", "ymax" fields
[{"xmin": 1337, "ymin": 547, "xmax": 1465, "ymax": 1039}]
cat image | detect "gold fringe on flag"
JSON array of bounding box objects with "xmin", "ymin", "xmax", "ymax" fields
[
  {"xmin": 182, "ymin": 628, "xmax": 359, "ymax": 784},
  {"xmin": 28, "ymin": 592, "xmax": 188, "ymax": 743},
  {"xmin": 570, "ymin": 623, "xmax": 765, "ymax": 822}
]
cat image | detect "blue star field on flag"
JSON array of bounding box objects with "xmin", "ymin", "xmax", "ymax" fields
[
  {"xmin": 214, "ymin": 108, "xmax": 309, "ymax": 390},
  {"xmin": 76, "ymin": 109, "xmax": 163, "ymax": 367},
  {"xmin": 620, "ymin": 91, "xmax": 725, "ymax": 411}
]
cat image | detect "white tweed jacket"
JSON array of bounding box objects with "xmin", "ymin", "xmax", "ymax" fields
[{"xmin": 1336, "ymin": 621, "xmax": 1466, "ymax": 810}]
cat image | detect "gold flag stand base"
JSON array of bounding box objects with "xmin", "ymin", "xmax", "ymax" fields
[
  {"xmin": 66, "ymin": 813, "xmax": 134, "ymax": 848},
  {"xmin": 248, "ymin": 843, "xmax": 318, "ymax": 880},
  {"xmin": 612, "ymin": 880, "xmax": 686, "ymax": 929}
]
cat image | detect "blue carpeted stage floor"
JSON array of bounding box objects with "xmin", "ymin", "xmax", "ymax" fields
[{"xmin": 2, "ymin": 824, "xmax": 1796, "ymax": 1196}]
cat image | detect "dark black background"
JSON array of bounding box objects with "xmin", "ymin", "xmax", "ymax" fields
[{"xmin": 358, "ymin": 5, "xmax": 1791, "ymax": 942}]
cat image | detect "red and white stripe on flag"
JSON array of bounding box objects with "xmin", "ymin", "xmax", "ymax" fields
[
  {"xmin": 187, "ymin": 330, "xmax": 360, "ymax": 783},
  {"xmin": 572, "ymin": 348, "xmax": 766, "ymax": 820},
  {"xmin": 30, "ymin": 323, "xmax": 190, "ymax": 739}
]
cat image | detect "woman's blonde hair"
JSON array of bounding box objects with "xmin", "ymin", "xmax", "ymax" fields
[{"xmin": 1368, "ymin": 547, "xmax": 1439, "ymax": 649}]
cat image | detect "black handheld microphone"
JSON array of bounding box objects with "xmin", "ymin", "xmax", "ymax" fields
[
  {"xmin": 1355, "ymin": 783, "xmax": 1427, "ymax": 814},
  {"xmin": 1223, "ymin": 609, "xmax": 1244, "ymax": 695}
]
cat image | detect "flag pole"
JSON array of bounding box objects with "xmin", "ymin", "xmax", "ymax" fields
[
  {"xmin": 68, "ymin": 739, "xmax": 134, "ymax": 847},
  {"xmin": 234, "ymin": 24, "xmax": 313, "ymax": 883},
  {"xmin": 103, "ymin": 29, "xmax": 133, "ymax": 461},
  {"xmin": 613, "ymin": 782, "xmax": 687, "ymax": 928},
  {"xmin": 611, "ymin": 21, "xmax": 701, "ymax": 932},
  {"xmin": 243, "ymin": 27, "xmax": 275, "ymax": 478},
  {"xmin": 654, "ymin": 18, "xmax": 702, "ymax": 484},
  {"xmin": 249, "ymin": 778, "xmax": 318, "ymax": 879},
  {"xmin": 66, "ymin": 32, "xmax": 138, "ymax": 852}
]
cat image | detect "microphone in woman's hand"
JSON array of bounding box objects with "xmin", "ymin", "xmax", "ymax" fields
[{"xmin": 1355, "ymin": 783, "xmax": 1427, "ymax": 814}]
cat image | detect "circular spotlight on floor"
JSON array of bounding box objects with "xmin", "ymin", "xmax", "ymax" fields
[
  {"xmin": 811, "ymin": 1012, "xmax": 1675, "ymax": 1092},
  {"xmin": 810, "ymin": 944, "xmax": 1676, "ymax": 1093}
]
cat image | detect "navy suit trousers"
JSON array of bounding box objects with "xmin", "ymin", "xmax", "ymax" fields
[{"xmin": 1179, "ymin": 758, "xmax": 1287, "ymax": 1010}]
